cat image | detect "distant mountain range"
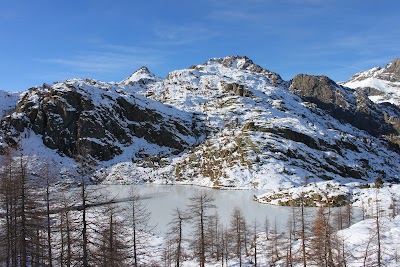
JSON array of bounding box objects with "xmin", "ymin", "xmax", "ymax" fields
[{"xmin": 0, "ymin": 56, "xmax": 399, "ymax": 189}]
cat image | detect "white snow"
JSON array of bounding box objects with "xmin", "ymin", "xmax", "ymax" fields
[
  {"xmin": 345, "ymin": 77, "xmax": 400, "ymax": 105},
  {"xmin": 338, "ymin": 215, "xmax": 400, "ymax": 266}
]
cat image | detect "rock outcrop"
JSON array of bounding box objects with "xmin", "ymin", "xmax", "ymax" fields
[
  {"xmin": 290, "ymin": 74, "xmax": 398, "ymax": 138},
  {"xmin": 0, "ymin": 79, "xmax": 205, "ymax": 161}
]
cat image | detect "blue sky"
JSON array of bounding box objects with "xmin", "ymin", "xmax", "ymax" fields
[{"xmin": 1, "ymin": 0, "xmax": 399, "ymax": 91}]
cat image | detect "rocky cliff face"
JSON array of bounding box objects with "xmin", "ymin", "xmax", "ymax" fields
[
  {"xmin": 0, "ymin": 56, "xmax": 399, "ymax": 188},
  {"xmin": 0, "ymin": 79, "xmax": 205, "ymax": 160},
  {"xmin": 290, "ymin": 74, "xmax": 399, "ymax": 138}
]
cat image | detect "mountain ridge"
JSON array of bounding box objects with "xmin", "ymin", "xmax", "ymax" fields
[{"xmin": 0, "ymin": 56, "xmax": 399, "ymax": 190}]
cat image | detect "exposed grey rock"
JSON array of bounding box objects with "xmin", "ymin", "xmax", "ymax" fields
[
  {"xmin": 0, "ymin": 79, "xmax": 205, "ymax": 161},
  {"xmin": 290, "ymin": 74, "xmax": 398, "ymax": 138},
  {"xmin": 384, "ymin": 58, "xmax": 400, "ymax": 79},
  {"xmin": 223, "ymin": 82, "xmax": 253, "ymax": 97}
]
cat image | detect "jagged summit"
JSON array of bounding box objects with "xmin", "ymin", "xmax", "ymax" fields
[
  {"xmin": 204, "ymin": 55, "xmax": 269, "ymax": 73},
  {"xmin": 198, "ymin": 55, "xmax": 284, "ymax": 86},
  {"xmin": 136, "ymin": 66, "xmax": 152, "ymax": 74},
  {"xmin": 120, "ymin": 66, "xmax": 161, "ymax": 86},
  {"xmin": 205, "ymin": 56, "xmax": 260, "ymax": 70}
]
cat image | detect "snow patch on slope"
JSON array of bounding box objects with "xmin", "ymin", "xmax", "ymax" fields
[
  {"xmin": 339, "ymin": 215, "xmax": 400, "ymax": 266},
  {"xmin": 342, "ymin": 59, "xmax": 400, "ymax": 106},
  {"xmin": 345, "ymin": 78, "xmax": 400, "ymax": 105}
]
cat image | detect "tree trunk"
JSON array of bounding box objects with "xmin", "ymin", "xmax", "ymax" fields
[
  {"xmin": 46, "ymin": 181, "xmax": 53, "ymax": 267},
  {"xmin": 20, "ymin": 156, "xmax": 27, "ymax": 267},
  {"xmin": 301, "ymin": 194, "xmax": 307, "ymax": 267},
  {"xmin": 82, "ymin": 179, "xmax": 88, "ymax": 267}
]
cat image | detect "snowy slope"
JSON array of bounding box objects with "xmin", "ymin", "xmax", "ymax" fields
[
  {"xmin": 342, "ymin": 59, "xmax": 400, "ymax": 106},
  {"xmin": 345, "ymin": 78, "xmax": 400, "ymax": 105},
  {"xmin": 338, "ymin": 215, "xmax": 400, "ymax": 266}
]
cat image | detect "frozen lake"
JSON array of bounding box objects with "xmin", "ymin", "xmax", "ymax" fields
[{"xmin": 97, "ymin": 184, "xmax": 317, "ymax": 236}]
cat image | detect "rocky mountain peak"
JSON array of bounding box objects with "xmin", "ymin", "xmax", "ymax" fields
[
  {"xmin": 120, "ymin": 66, "xmax": 161, "ymax": 86},
  {"xmin": 136, "ymin": 66, "xmax": 151, "ymax": 73},
  {"xmin": 205, "ymin": 55, "xmax": 263, "ymax": 72},
  {"xmin": 202, "ymin": 56, "xmax": 284, "ymax": 86}
]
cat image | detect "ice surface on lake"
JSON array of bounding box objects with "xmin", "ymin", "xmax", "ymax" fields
[{"xmin": 98, "ymin": 184, "xmax": 301, "ymax": 235}]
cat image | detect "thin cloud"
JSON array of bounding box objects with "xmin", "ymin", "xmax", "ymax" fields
[
  {"xmin": 338, "ymin": 35, "xmax": 400, "ymax": 50},
  {"xmin": 209, "ymin": 9, "xmax": 263, "ymax": 22},
  {"xmin": 335, "ymin": 32, "xmax": 400, "ymax": 59},
  {"xmin": 152, "ymin": 23, "xmax": 218, "ymax": 45},
  {"xmin": 36, "ymin": 45, "xmax": 166, "ymax": 75},
  {"xmin": 207, "ymin": 0, "xmax": 328, "ymax": 29}
]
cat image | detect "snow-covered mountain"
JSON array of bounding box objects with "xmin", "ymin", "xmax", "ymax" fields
[
  {"xmin": 0, "ymin": 56, "xmax": 399, "ymax": 190},
  {"xmin": 342, "ymin": 58, "xmax": 400, "ymax": 106}
]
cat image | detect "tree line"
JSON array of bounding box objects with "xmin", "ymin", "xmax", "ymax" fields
[{"xmin": 0, "ymin": 151, "xmax": 398, "ymax": 266}]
